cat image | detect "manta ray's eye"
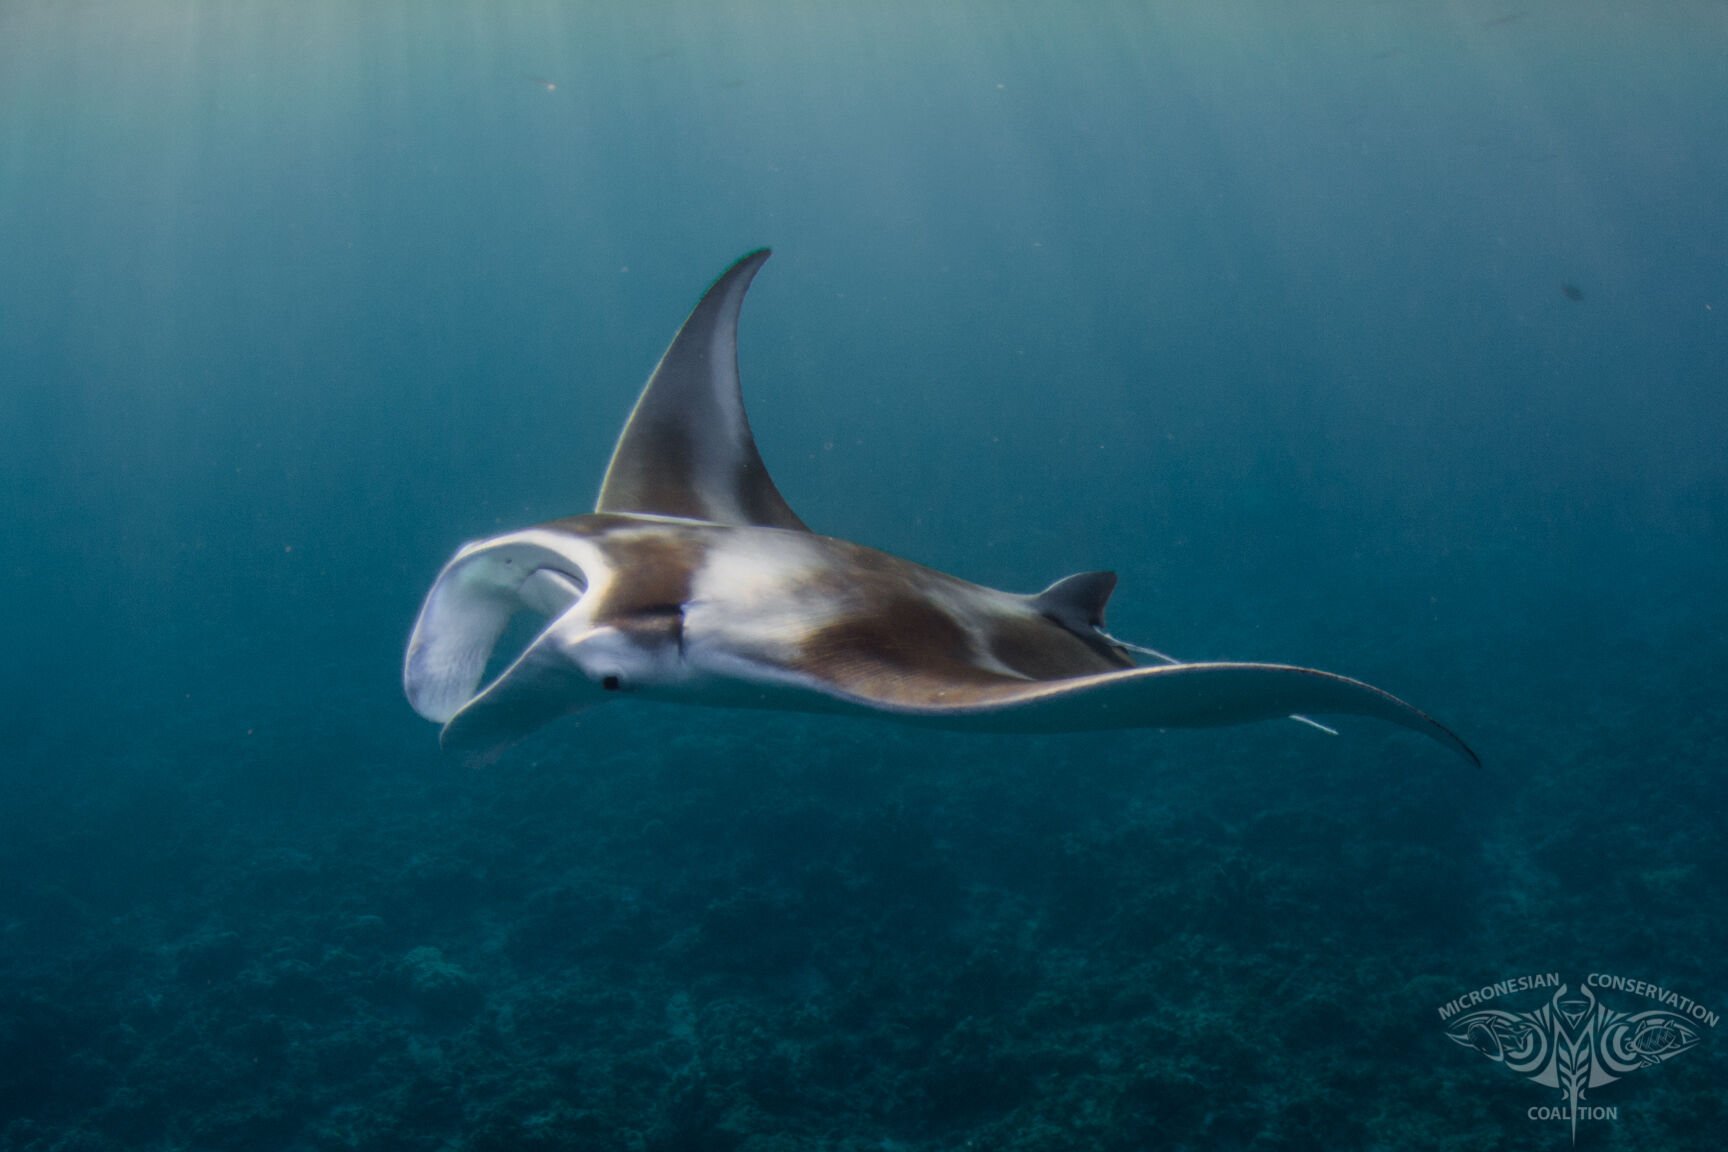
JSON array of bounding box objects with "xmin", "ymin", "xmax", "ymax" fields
[{"xmin": 601, "ymin": 674, "xmax": 622, "ymax": 692}]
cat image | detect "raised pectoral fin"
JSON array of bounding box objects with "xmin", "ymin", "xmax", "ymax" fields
[{"xmin": 596, "ymin": 249, "xmax": 808, "ymax": 531}]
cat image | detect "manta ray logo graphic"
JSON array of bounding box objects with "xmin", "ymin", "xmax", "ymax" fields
[{"xmin": 1439, "ymin": 974, "xmax": 1715, "ymax": 1144}]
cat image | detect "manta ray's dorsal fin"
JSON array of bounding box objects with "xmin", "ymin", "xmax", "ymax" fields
[
  {"xmin": 596, "ymin": 248, "xmax": 808, "ymax": 531},
  {"xmin": 1032, "ymin": 571, "xmax": 1117, "ymax": 631}
]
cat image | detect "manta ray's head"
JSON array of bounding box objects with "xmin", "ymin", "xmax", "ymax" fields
[
  {"xmin": 405, "ymin": 525, "xmax": 696, "ymax": 757},
  {"xmin": 403, "ymin": 529, "xmax": 597, "ymax": 728}
]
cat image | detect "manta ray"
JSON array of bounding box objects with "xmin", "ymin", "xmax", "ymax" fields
[{"xmin": 404, "ymin": 250, "xmax": 1477, "ymax": 766}]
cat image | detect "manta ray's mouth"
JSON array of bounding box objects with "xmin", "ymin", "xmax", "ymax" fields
[
  {"xmin": 480, "ymin": 568, "xmax": 586, "ymax": 685},
  {"xmin": 404, "ymin": 547, "xmax": 588, "ymax": 725}
]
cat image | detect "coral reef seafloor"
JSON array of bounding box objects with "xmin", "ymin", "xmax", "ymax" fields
[{"xmin": 2, "ymin": 684, "xmax": 1725, "ymax": 1152}]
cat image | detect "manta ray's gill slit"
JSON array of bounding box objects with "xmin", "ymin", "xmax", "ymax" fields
[{"xmin": 629, "ymin": 604, "xmax": 686, "ymax": 657}]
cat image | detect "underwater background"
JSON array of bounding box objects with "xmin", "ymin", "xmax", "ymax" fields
[{"xmin": 2, "ymin": 1, "xmax": 1725, "ymax": 1149}]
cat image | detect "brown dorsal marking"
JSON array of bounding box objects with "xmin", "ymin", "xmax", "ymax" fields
[
  {"xmin": 798, "ymin": 589, "xmax": 1010, "ymax": 707},
  {"xmin": 554, "ymin": 515, "xmax": 705, "ymax": 623}
]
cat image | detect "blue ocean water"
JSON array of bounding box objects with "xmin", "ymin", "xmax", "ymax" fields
[{"xmin": 2, "ymin": 2, "xmax": 1725, "ymax": 1148}]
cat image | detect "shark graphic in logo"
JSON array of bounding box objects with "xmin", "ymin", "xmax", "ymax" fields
[{"xmin": 1446, "ymin": 982, "xmax": 1704, "ymax": 1144}]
